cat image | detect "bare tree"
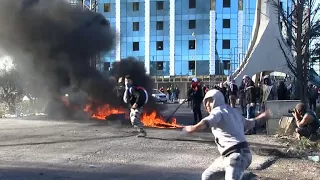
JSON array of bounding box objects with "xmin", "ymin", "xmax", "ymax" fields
[
  {"xmin": 0, "ymin": 68, "xmax": 23, "ymax": 114},
  {"xmin": 273, "ymin": 0, "xmax": 320, "ymax": 102}
]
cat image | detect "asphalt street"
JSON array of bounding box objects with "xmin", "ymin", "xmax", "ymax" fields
[{"xmin": 0, "ymin": 103, "xmax": 220, "ymax": 180}]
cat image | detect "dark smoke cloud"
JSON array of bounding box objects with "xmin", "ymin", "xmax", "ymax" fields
[{"xmin": 0, "ymin": 0, "xmax": 163, "ymax": 118}]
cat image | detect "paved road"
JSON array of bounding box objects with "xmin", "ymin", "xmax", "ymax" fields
[{"xmin": 0, "ymin": 104, "xmax": 219, "ymax": 180}]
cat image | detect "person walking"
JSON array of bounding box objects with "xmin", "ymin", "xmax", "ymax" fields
[{"xmin": 120, "ymin": 75, "xmax": 148, "ymax": 137}]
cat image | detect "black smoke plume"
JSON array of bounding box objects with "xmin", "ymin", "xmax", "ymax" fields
[{"xmin": 0, "ymin": 0, "xmax": 163, "ymax": 118}]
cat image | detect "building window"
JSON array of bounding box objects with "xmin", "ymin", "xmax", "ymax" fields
[
  {"xmin": 156, "ymin": 21, "xmax": 163, "ymax": 30},
  {"xmin": 133, "ymin": 22, "xmax": 139, "ymax": 31},
  {"xmin": 189, "ymin": 20, "xmax": 196, "ymax": 29},
  {"xmin": 103, "ymin": 62, "xmax": 110, "ymax": 71},
  {"xmin": 133, "ymin": 2, "xmax": 139, "ymax": 11},
  {"xmin": 156, "ymin": 41, "xmax": 163, "ymax": 50},
  {"xmin": 188, "ymin": 61, "xmax": 195, "ymax": 70},
  {"xmin": 223, "ymin": 0, "xmax": 231, "ymax": 8},
  {"xmin": 133, "ymin": 42, "xmax": 139, "ymax": 51},
  {"xmin": 223, "ymin": 60, "xmax": 231, "ymax": 70},
  {"xmin": 223, "ymin": 19, "xmax": 230, "ymax": 28},
  {"xmin": 189, "ymin": 40, "xmax": 195, "ymax": 49},
  {"xmin": 189, "ymin": 0, "xmax": 196, "ymax": 9},
  {"xmin": 104, "ymin": 3, "xmax": 110, "ymax": 12},
  {"xmin": 222, "ymin": 40, "xmax": 230, "ymax": 49},
  {"xmin": 156, "ymin": 61, "xmax": 164, "ymax": 70},
  {"xmin": 156, "ymin": 1, "xmax": 164, "ymax": 10}
]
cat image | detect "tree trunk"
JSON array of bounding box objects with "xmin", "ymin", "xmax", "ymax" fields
[{"xmin": 295, "ymin": 0, "xmax": 308, "ymax": 103}]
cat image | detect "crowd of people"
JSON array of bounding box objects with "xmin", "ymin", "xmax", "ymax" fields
[
  {"xmin": 159, "ymin": 86, "xmax": 180, "ymax": 102},
  {"xmin": 152, "ymin": 74, "xmax": 320, "ymax": 139},
  {"xmin": 184, "ymin": 75, "xmax": 320, "ymax": 137}
]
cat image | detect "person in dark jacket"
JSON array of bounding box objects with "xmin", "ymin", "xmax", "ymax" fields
[
  {"xmin": 218, "ymin": 82, "xmax": 228, "ymax": 103},
  {"xmin": 188, "ymin": 78, "xmax": 203, "ymax": 125},
  {"xmin": 227, "ymin": 80, "xmax": 238, "ymax": 108},
  {"xmin": 277, "ymin": 81, "xmax": 288, "ymax": 100},
  {"xmin": 121, "ymin": 75, "xmax": 148, "ymax": 137},
  {"xmin": 308, "ymin": 84, "xmax": 318, "ymax": 111},
  {"xmin": 243, "ymin": 75, "xmax": 256, "ymax": 119},
  {"xmin": 239, "ymin": 81, "xmax": 247, "ymax": 116},
  {"xmin": 202, "ymin": 84, "xmax": 209, "ymax": 96},
  {"xmin": 243, "ymin": 75, "xmax": 257, "ymax": 135}
]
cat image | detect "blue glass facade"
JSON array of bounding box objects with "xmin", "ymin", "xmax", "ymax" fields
[
  {"xmin": 149, "ymin": 0, "xmax": 170, "ymax": 76},
  {"xmin": 98, "ymin": 0, "xmax": 257, "ymax": 76},
  {"xmin": 98, "ymin": 0, "xmax": 117, "ymax": 66},
  {"xmin": 174, "ymin": 0, "xmax": 210, "ymax": 76}
]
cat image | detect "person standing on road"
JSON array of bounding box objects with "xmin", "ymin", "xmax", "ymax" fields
[
  {"xmin": 175, "ymin": 87, "xmax": 180, "ymax": 101},
  {"xmin": 218, "ymin": 82, "xmax": 228, "ymax": 103},
  {"xmin": 243, "ymin": 75, "xmax": 256, "ymax": 119},
  {"xmin": 120, "ymin": 75, "xmax": 148, "ymax": 137},
  {"xmin": 238, "ymin": 80, "xmax": 247, "ymax": 116},
  {"xmin": 188, "ymin": 78, "xmax": 203, "ymax": 125},
  {"xmin": 308, "ymin": 84, "xmax": 318, "ymax": 111},
  {"xmin": 227, "ymin": 80, "xmax": 238, "ymax": 108},
  {"xmin": 183, "ymin": 89, "xmax": 271, "ymax": 180}
]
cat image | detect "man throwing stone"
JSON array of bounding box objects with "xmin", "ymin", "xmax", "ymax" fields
[
  {"xmin": 119, "ymin": 75, "xmax": 148, "ymax": 137},
  {"xmin": 183, "ymin": 89, "xmax": 271, "ymax": 180}
]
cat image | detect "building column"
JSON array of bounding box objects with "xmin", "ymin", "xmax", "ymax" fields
[
  {"xmin": 115, "ymin": 0, "xmax": 121, "ymax": 61},
  {"xmin": 169, "ymin": 0, "xmax": 175, "ymax": 76},
  {"xmin": 209, "ymin": 10, "xmax": 216, "ymax": 75},
  {"xmin": 238, "ymin": 1, "xmax": 243, "ymax": 65},
  {"xmin": 144, "ymin": 0, "xmax": 150, "ymax": 74}
]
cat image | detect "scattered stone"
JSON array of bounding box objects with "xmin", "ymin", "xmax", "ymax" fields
[{"xmin": 249, "ymin": 155, "xmax": 278, "ymax": 170}]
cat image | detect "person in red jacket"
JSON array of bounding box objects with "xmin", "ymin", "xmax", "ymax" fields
[{"xmin": 188, "ymin": 78, "xmax": 203, "ymax": 124}]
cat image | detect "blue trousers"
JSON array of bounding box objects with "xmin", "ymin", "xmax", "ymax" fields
[{"xmin": 246, "ymin": 104, "xmax": 256, "ymax": 119}]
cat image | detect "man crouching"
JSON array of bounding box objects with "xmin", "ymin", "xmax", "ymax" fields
[
  {"xmin": 183, "ymin": 89, "xmax": 271, "ymax": 180},
  {"xmin": 120, "ymin": 75, "xmax": 148, "ymax": 137}
]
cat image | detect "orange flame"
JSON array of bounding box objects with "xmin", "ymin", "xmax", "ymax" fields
[
  {"xmin": 83, "ymin": 104, "xmax": 182, "ymax": 128},
  {"xmin": 141, "ymin": 112, "xmax": 182, "ymax": 128},
  {"xmin": 84, "ymin": 104, "xmax": 125, "ymax": 120}
]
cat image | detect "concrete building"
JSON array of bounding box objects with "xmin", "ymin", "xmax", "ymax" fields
[
  {"xmin": 231, "ymin": 0, "xmax": 293, "ymax": 84},
  {"xmin": 96, "ymin": 0, "xmax": 256, "ymax": 76}
]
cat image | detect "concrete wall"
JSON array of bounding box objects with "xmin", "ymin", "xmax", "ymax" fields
[
  {"xmin": 265, "ymin": 100, "xmax": 300, "ymax": 135},
  {"xmin": 232, "ymin": 0, "xmax": 293, "ymax": 85}
]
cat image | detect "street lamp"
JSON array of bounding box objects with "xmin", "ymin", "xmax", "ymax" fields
[{"xmin": 192, "ymin": 32, "xmax": 197, "ymax": 76}]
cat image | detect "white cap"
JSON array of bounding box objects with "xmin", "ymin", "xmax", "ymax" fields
[{"xmin": 192, "ymin": 77, "xmax": 198, "ymax": 82}]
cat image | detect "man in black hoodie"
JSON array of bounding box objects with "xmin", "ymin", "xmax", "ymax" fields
[
  {"xmin": 243, "ymin": 75, "xmax": 256, "ymax": 118},
  {"xmin": 188, "ymin": 78, "xmax": 203, "ymax": 125},
  {"xmin": 243, "ymin": 75, "xmax": 257, "ymax": 135},
  {"xmin": 121, "ymin": 75, "xmax": 148, "ymax": 137}
]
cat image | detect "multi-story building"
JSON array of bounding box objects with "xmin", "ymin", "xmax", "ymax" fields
[{"xmin": 96, "ymin": 0, "xmax": 256, "ymax": 76}]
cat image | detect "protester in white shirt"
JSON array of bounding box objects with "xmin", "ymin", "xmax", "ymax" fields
[{"xmin": 183, "ymin": 89, "xmax": 271, "ymax": 180}]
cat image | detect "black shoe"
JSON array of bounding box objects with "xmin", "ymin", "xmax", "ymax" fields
[{"xmin": 245, "ymin": 128, "xmax": 256, "ymax": 135}]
